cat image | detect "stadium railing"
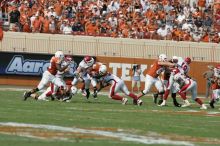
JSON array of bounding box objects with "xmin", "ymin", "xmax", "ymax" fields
[{"xmin": 0, "ymin": 32, "xmax": 219, "ymax": 62}]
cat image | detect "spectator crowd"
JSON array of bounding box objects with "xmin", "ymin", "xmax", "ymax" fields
[{"xmin": 0, "ymin": 0, "xmax": 220, "ymax": 43}]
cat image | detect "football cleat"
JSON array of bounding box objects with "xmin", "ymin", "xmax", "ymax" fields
[
  {"xmin": 23, "ymin": 91, "xmax": 31, "ymax": 101},
  {"xmin": 137, "ymin": 99, "xmax": 143, "ymax": 106},
  {"xmin": 158, "ymin": 100, "xmax": 166, "ymax": 107},
  {"xmin": 133, "ymin": 99, "xmax": 137, "ymax": 105},
  {"xmin": 122, "ymin": 98, "xmax": 128, "ymax": 105},
  {"xmin": 62, "ymin": 95, "xmax": 72, "ymax": 102},
  {"xmin": 200, "ymin": 104, "xmax": 207, "ymax": 110},
  {"xmin": 158, "ymin": 99, "xmax": 163, "ymax": 105},
  {"xmin": 209, "ymin": 100, "xmax": 215, "ymax": 108},
  {"xmin": 173, "ymin": 101, "xmax": 182, "ymax": 107},
  {"xmin": 92, "ymin": 91, "xmax": 98, "ymax": 99},
  {"xmin": 181, "ymin": 100, "xmax": 191, "ymax": 107}
]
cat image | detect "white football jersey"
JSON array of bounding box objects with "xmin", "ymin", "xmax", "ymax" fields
[
  {"xmin": 101, "ymin": 73, "xmax": 121, "ymax": 84},
  {"xmin": 181, "ymin": 61, "xmax": 190, "ymax": 74},
  {"xmin": 214, "ymin": 68, "xmax": 220, "ymax": 78},
  {"xmin": 78, "ymin": 60, "xmax": 93, "ymax": 76},
  {"xmin": 173, "ymin": 72, "xmax": 190, "ymax": 85}
]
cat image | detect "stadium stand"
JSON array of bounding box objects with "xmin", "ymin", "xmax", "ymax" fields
[{"xmin": 0, "ymin": 0, "xmax": 219, "ymax": 43}]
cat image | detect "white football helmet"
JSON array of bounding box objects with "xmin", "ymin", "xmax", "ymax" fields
[
  {"xmin": 158, "ymin": 54, "xmax": 167, "ymax": 62},
  {"xmin": 55, "ymin": 51, "xmax": 65, "ymax": 61},
  {"xmin": 172, "ymin": 56, "xmax": 178, "ymax": 63},
  {"xmin": 99, "ymin": 65, "xmax": 107, "ymax": 75}
]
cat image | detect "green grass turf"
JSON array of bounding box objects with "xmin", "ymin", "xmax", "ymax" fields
[{"xmin": 0, "ymin": 90, "xmax": 220, "ymax": 146}]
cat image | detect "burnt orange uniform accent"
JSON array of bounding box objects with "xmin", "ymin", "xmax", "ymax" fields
[
  {"xmin": 92, "ymin": 62, "xmax": 103, "ymax": 73},
  {"xmin": 48, "ymin": 57, "xmax": 61, "ymax": 75},
  {"xmin": 147, "ymin": 60, "xmax": 164, "ymax": 78}
]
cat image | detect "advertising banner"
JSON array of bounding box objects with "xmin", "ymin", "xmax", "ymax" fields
[{"xmin": 0, "ymin": 52, "xmax": 85, "ymax": 76}]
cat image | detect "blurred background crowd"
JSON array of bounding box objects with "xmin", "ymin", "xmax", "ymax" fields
[{"xmin": 0, "ymin": 0, "xmax": 219, "ymax": 43}]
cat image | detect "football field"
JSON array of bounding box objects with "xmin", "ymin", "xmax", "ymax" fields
[{"xmin": 0, "ymin": 88, "xmax": 220, "ymax": 146}]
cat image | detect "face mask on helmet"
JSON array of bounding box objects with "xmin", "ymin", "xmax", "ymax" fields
[
  {"xmin": 99, "ymin": 65, "xmax": 107, "ymax": 75},
  {"xmin": 84, "ymin": 56, "xmax": 94, "ymax": 66},
  {"xmin": 55, "ymin": 51, "xmax": 65, "ymax": 61},
  {"xmin": 65, "ymin": 55, "xmax": 73, "ymax": 62},
  {"xmin": 184, "ymin": 57, "xmax": 191, "ymax": 64},
  {"xmin": 172, "ymin": 56, "xmax": 178, "ymax": 63},
  {"xmin": 159, "ymin": 54, "xmax": 167, "ymax": 62},
  {"xmin": 216, "ymin": 65, "xmax": 220, "ymax": 70}
]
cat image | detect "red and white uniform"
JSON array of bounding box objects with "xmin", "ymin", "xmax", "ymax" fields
[
  {"xmin": 143, "ymin": 60, "xmax": 165, "ymax": 94},
  {"xmin": 163, "ymin": 67, "xmax": 183, "ymax": 93},
  {"xmin": 101, "ymin": 73, "xmax": 131, "ymax": 97},
  {"xmin": 72, "ymin": 59, "xmax": 94, "ymax": 89},
  {"xmin": 38, "ymin": 82, "xmax": 72, "ymax": 101},
  {"xmin": 174, "ymin": 73, "xmax": 197, "ymax": 100},
  {"xmin": 100, "ymin": 73, "xmax": 138, "ymax": 102},
  {"xmin": 181, "ymin": 61, "xmax": 190, "ymax": 75},
  {"xmin": 37, "ymin": 56, "xmax": 64, "ymax": 91}
]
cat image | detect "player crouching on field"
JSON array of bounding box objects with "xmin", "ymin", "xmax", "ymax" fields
[
  {"xmin": 209, "ymin": 65, "xmax": 220, "ymax": 109},
  {"xmin": 172, "ymin": 70, "xmax": 207, "ymax": 110},
  {"xmin": 88, "ymin": 62, "xmax": 108, "ymax": 98},
  {"xmin": 23, "ymin": 51, "xmax": 70, "ymax": 100},
  {"xmin": 97, "ymin": 64, "xmax": 143, "ymax": 105},
  {"xmin": 71, "ymin": 56, "xmax": 95, "ymax": 99},
  {"xmin": 32, "ymin": 81, "xmax": 74, "ymax": 102}
]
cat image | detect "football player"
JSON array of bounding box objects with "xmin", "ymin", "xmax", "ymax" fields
[
  {"xmin": 158, "ymin": 56, "xmax": 183, "ymax": 107},
  {"xmin": 23, "ymin": 51, "xmax": 70, "ymax": 100},
  {"xmin": 97, "ymin": 65, "xmax": 142, "ymax": 105},
  {"xmin": 173, "ymin": 71, "xmax": 207, "ymax": 109},
  {"xmin": 88, "ymin": 62, "xmax": 104, "ymax": 98},
  {"xmin": 71, "ymin": 55, "xmax": 95, "ymax": 99},
  {"xmin": 137, "ymin": 54, "xmax": 176, "ymax": 104},
  {"xmin": 209, "ymin": 65, "xmax": 220, "ymax": 109}
]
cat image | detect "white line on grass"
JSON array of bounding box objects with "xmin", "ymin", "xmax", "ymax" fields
[{"xmin": 0, "ymin": 122, "xmax": 194, "ymax": 146}]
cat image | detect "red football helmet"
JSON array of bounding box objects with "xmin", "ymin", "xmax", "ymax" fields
[
  {"xmin": 216, "ymin": 64, "xmax": 220, "ymax": 69},
  {"xmin": 84, "ymin": 56, "xmax": 92, "ymax": 62},
  {"xmin": 65, "ymin": 55, "xmax": 73, "ymax": 62},
  {"xmin": 84, "ymin": 55, "xmax": 94, "ymax": 66},
  {"xmin": 184, "ymin": 57, "xmax": 191, "ymax": 64}
]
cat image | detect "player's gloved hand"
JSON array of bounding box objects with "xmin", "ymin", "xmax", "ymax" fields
[{"xmin": 73, "ymin": 72, "xmax": 80, "ymax": 78}]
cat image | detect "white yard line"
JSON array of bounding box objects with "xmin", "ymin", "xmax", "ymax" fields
[{"xmin": 0, "ymin": 122, "xmax": 194, "ymax": 146}]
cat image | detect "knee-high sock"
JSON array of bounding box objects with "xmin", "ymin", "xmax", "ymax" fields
[
  {"xmin": 163, "ymin": 90, "xmax": 170, "ymax": 100},
  {"xmin": 178, "ymin": 91, "xmax": 187, "ymax": 100},
  {"xmin": 195, "ymin": 98, "xmax": 203, "ymax": 105},
  {"xmin": 112, "ymin": 94, "xmax": 123, "ymax": 100},
  {"xmin": 128, "ymin": 93, "xmax": 138, "ymax": 100}
]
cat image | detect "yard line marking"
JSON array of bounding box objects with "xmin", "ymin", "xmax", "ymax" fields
[{"xmin": 0, "ymin": 122, "xmax": 194, "ymax": 146}]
